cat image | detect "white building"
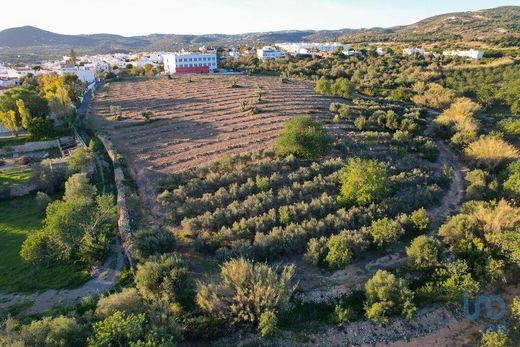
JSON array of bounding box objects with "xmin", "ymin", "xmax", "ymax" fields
[
  {"xmin": 58, "ymin": 65, "xmax": 96, "ymax": 83},
  {"xmin": 442, "ymin": 49, "xmax": 484, "ymax": 60},
  {"xmin": 257, "ymin": 46, "xmax": 285, "ymax": 60},
  {"xmin": 276, "ymin": 42, "xmax": 349, "ymax": 56},
  {"xmin": 162, "ymin": 52, "xmax": 217, "ymax": 74},
  {"xmin": 403, "ymin": 48, "xmax": 425, "ymax": 55}
]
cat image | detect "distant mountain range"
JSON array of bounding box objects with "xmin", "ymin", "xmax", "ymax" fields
[{"xmin": 0, "ymin": 6, "xmax": 518, "ymax": 63}]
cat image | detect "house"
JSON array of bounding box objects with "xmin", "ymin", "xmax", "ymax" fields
[
  {"xmin": 256, "ymin": 46, "xmax": 285, "ymax": 60},
  {"xmin": 276, "ymin": 42, "xmax": 349, "ymax": 57},
  {"xmin": 163, "ymin": 52, "xmax": 217, "ymax": 74},
  {"xmin": 403, "ymin": 48, "xmax": 425, "ymax": 55},
  {"xmin": 442, "ymin": 49, "xmax": 484, "ymax": 60},
  {"xmin": 58, "ymin": 65, "xmax": 96, "ymax": 83},
  {"xmin": 5, "ymin": 66, "xmax": 36, "ymax": 79}
]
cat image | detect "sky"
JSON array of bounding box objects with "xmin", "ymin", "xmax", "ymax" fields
[{"xmin": 2, "ymin": 0, "xmax": 518, "ymax": 36}]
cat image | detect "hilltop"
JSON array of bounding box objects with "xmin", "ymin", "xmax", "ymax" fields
[{"xmin": 0, "ymin": 6, "xmax": 518, "ymax": 62}]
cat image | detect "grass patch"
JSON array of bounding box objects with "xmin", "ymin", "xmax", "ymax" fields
[
  {"xmin": 0, "ymin": 165, "xmax": 33, "ymax": 187},
  {"xmin": 0, "ymin": 194, "xmax": 89, "ymax": 293}
]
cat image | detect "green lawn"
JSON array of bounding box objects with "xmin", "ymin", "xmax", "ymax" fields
[
  {"xmin": 0, "ymin": 194, "xmax": 89, "ymax": 293},
  {"xmin": 0, "ymin": 166, "xmax": 33, "ymax": 187}
]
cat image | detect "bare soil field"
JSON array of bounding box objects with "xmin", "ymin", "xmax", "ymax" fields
[{"xmin": 90, "ymin": 75, "xmax": 334, "ymax": 174}]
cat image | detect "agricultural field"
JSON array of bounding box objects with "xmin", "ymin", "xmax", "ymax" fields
[{"xmin": 90, "ymin": 75, "xmax": 336, "ymax": 173}]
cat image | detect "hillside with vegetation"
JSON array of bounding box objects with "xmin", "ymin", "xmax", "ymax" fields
[{"xmin": 1, "ymin": 6, "xmax": 519, "ymax": 63}]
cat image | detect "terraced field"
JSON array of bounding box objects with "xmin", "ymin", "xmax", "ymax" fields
[{"xmin": 91, "ymin": 75, "xmax": 335, "ymax": 173}]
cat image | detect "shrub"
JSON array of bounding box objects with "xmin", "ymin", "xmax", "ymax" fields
[
  {"xmin": 325, "ymin": 234, "xmax": 353, "ymax": 269},
  {"xmin": 258, "ymin": 310, "xmax": 278, "ymax": 338},
  {"xmin": 364, "ymin": 270, "xmax": 416, "ymax": 323},
  {"xmin": 369, "ymin": 217, "xmax": 404, "ymax": 248},
  {"xmin": 315, "ymin": 78, "xmax": 332, "ymax": 95},
  {"xmin": 95, "ymin": 288, "xmax": 144, "ymax": 319},
  {"xmin": 334, "ymin": 304, "xmax": 353, "ymax": 325},
  {"xmin": 88, "ymin": 311, "xmax": 146, "ymax": 347},
  {"xmin": 20, "ymin": 316, "xmax": 83, "ymax": 347},
  {"xmin": 511, "ymin": 296, "xmax": 520, "ymax": 330},
  {"xmin": 479, "ymin": 330, "xmax": 509, "ymax": 347},
  {"xmin": 134, "ymin": 254, "xmax": 188, "ymax": 303},
  {"xmin": 419, "ymin": 260, "xmax": 480, "ymax": 302},
  {"xmin": 406, "ymin": 235, "xmax": 441, "ymax": 269},
  {"xmin": 354, "ymin": 116, "xmax": 366, "ymax": 130},
  {"xmin": 503, "ymin": 160, "xmax": 520, "ymax": 198},
  {"xmin": 466, "ymin": 169, "xmax": 497, "ymax": 201},
  {"xmin": 338, "ymin": 158, "xmax": 390, "ymax": 207},
  {"xmin": 410, "ymin": 208, "xmax": 430, "ymax": 231},
  {"xmin": 305, "ymin": 237, "xmax": 328, "ymax": 266},
  {"xmin": 498, "ymin": 117, "xmax": 520, "ymax": 136},
  {"xmin": 435, "ymin": 97, "xmax": 480, "ymax": 134},
  {"xmin": 196, "ymin": 258, "xmax": 296, "ymax": 325},
  {"xmin": 412, "ymin": 83, "xmax": 455, "ymax": 109},
  {"xmin": 464, "ymin": 136, "xmax": 519, "ymax": 170},
  {"xmin": 275, "ymin": 115, "xmax": 331, "ymax": 160},
  {"xmin": 132, "ymin": 228, "xmax": 177, "ymax": 260}
]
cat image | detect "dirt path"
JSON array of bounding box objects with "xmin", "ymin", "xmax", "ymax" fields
[{"xmin": 0, "ymin": 240, "xmax": 125, "ymax": 314}]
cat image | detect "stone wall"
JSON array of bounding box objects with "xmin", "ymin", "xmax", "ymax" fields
[{"xmin": 97, "ymin": 135, "xmax": 134, "ymax": 268}]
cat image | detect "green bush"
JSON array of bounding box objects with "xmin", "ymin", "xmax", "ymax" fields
[
  {"xmin": 275, "ymin": 115, "xmax": 331, "ymax": 160},
  {"xmin": 20, "ymin": 316, "xmax": 83, "ymax": 347},
  {"xmin": 338, "ymin": 158, "xmax": 390, "ymax": 207},
  {"xmin": 406, "ymin": 235, "xmax": 441, "ymax": 269},
  {"xmin": 369, "ymin": 217, "xmax": 404, "ymax": 248},
  {"xmin": 410, "ymin": 208, "xmax": 430, "ymax": 231},
  {"xmin": 258, "ymin": 310, "xmax": 278, "ymax": 338},
  {"xmin": 132, "ymin": 229, "xmax": 177, "ymax": 260},
  {"xmin": 479, "ymin": 330, "xmax": 509, "ymax": 347},
  {"xmin": 325, "ymin": 234, "xmax": 353, "ymax": 269},
  {"xmin": 196, "ymin": 258, "xmax": 296, "ymax": 326},
  {"xmin": 364, "ymin": 270, "xmax": 416, "ymax": 323},
  {"xmin": 134, "ymin": 254, "xmax": 188, "ymax": 303},
  {"xmin": 88, "ymin": 311, "xmax": 146, "ymax": 347}
]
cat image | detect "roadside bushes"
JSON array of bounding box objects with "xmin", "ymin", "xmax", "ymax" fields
[
  {"xmin": 134, "ymin": 254, "xmax": 188, "ymax": 303},
  {"xmin": 364, "ymin": 270, "xmax": 416, "ymax": 323},
  {"xmin": 20, "ymin": 316, "xmax": 84, "ymax": 347},
  {"xmin": 95, "ymin": 288, "xmax": 145, "ymax": 319},
  {"xmin": 275, "ymin": 115, "xmax": 331, "ymax": 160},
  {"xmin": 132, "ymin": 229, "xmax": 177, "ymax": 260},
  {"xmin": 435, "ymin": 97, "xmax": 481, "ymax": 146},
  {"xmin": 464, "ymin": 136, "xmax": 519, "ymax": 170},
  {"xmin": 406, "ymin": 236, "xmax": 441, "ymax": 269},
  {"xmin": 196, "ymin": 258, "xmax": 296, "ymax": 332}
]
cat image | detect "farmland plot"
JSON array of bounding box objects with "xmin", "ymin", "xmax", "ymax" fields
[{"xmin": 91, "ymin": 75, "xmax": 335, "ymax": 174}]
